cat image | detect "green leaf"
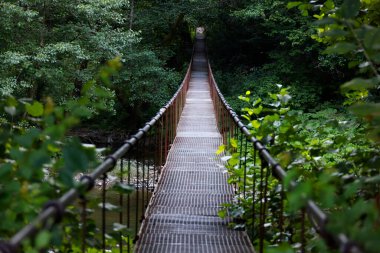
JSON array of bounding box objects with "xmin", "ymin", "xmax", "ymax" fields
[
  {"xmin": 251, "ymin": 120, "xmax": 261, "ymax": 129},
  {"xmin": 279, "ymin": 107, "xmax": 290, "ymax": 114},
  {"xmin": 373, "ymin": 52, "xmax": 380, "ymax": 64},
  {"xmin": 280, "ymin": 121, "xmax": 292, "ymax": 134},
  {"xmin": 269, "ymin": 93, "xmax": 278, "ymax": 100},
  {"xmin": 218, "ymin": 209, "xmax": 227, "ymax": 218},
  {"xmin": 288, "ymin": 181, "xmax": 312, "ymax": 212},
  {"xmin": 99, "ymin": 202, "xmax": 120, "ymax": 211},
  {"xmin": 15, "ymin": 128, "xmax": 41, "ymax": 148},
  {"xmin": 35, "ymin": 231, "xmax": 51, "ymax": 249},
  {"xmin": 320, "ymin": 184, "xmax": 336, "ymax": 207},
  {"xmin": 348, "ymin": 61, "xmax": 360, "ymax": 68},
  {"xmin": 216, "ymin": 145, "xmax": 226, "ymax": 155},
  {"xmin": 278, "ymin": 94, "xmax": 292, "ymax": 104},
  {"xmin": 47, "ymin": 144, "xmax": 60, "ymax": 153},
  {"xmin": 252, "ymin": 105, "xmax": 263, "ymax": 115},
  {"xmin": 21, "ymin": 149, "xmax": 50, "ymax": 179},
  {"xmin": 291, "ymin": 141, "xmax": 303, "ymax": 149},
  {"xmin": 267, "ymin": 244, "xmax": 295, "ymax": 253},
  {"xmin": 238, "ymin": 95, "xmax": 250, "ymax": 102},
  {"xmin": 324, "ymin": 42, "xmax": 356, "ymax": 55},
  {"xmin": 0, "ymin": 163, "xmax": 12, "ymax": 178},
  {"xmin": 322, "ymin": 29, "xmax": 349, "ymax": 38},
  {"xmin": 242, "ymin": 115, "xmax": 250, "ymax": 121},
  {"xmin": 324, "ymin": 0, "xmax": 335, "ymax": 9},
  {"xmin": 339, "ymin": 0, "xmax": 361, "ymax": 19},
  {"xmin": 364, "ymin": 28, "xmax": 380, "ymax": 50},
  {"xmin": 4, "ymin": 181, "xmax": 21, "ymax": 194},
  {"xmin": 269, "ymin": 101, "xmax": 281, "ymax": 108},
  {"xmin": 242, "ymin": 107, "xmax": 254, "ymax": 116},
  {"xmin": 287, "ymin": 2, "xmax": 301, "ymax": 9},
  {"xmin": 350, "ymin": 103, "xmax": 380, "ymax": 117},
  {"xmin": 230, "ymin": 138, "xmax": 238, "ymax": 148},
  {"xmin": 61, "ymin": 140, "xmax": 93, "ymax": 185},
  {"xmin": 300, "ymin": 8, "xmax": 309, "ymax": 17},
  {"xmin": 4, "ymin": 106, "xmax": 16, "ymax": 116},
  {"xmin": 359, "ymin": 61, "xmax": 370, "ymax": 68},
  {"xmin": 228, "ymin": 157, "xmax": 239, "ymax": 166},
  {"xmin": 309, "ymin": 139, "xmax": 320, "ymax": 146},
  {"xmin": 6, "ymin": 96, "xmax": 18, "ymax": 107},
  {"xmin": 313, "ymin": 17, "xmax": 337, "ymax": 26},
  {"xmin": 26, "ymin": 101, "xmax": 44, "ymax": 117},
  {"xmin": 252, "ymin": 98, "xmax": 262, "ymax": 107},
  {"xmin": 265, "ymin": 114, "xmax": 280, "ymax": 122},
  {"xmin": 341, "ymin": 78, "xmax": 378, "ymax": 91},
  {"xmin": 221, "ymin": 155, "xmax": 232, "ymax": 162},
  {"xmin": 277, "ymin": 152, "xmax": 292, "ymax": 168},
  {"xmin": 343, "ymin": 182, "xmax": 360, "ymax": 199},
  {"xmin": 112, "ymin": 183, "xmax": 134, "ymax": 194},
  {"xmin": 113, "ymin": 223, "xmax": 129, "ymax": 232},
  {"xmin": 279, "ymin": 88, "xmax": 288, "ymax": 96},
  {"xmin": 81, "ymin": 80, "xmax": 95, "ymax": 94}
]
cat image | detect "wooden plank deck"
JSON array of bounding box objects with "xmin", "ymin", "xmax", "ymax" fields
[{"xmin": 135, "ymin": 34, "xmax": 254, "ymax": 253}]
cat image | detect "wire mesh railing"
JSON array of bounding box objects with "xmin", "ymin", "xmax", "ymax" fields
[
  {"xmin": 208, "ymin": 63, "xmax": 363, "ymax": 253},
  {"xmin": 0, "ymin": 58, "xmax": 191, "ymax": 253}
]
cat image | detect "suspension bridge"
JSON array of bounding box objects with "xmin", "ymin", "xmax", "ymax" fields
[
  {"xmin": 0, "ymin": 30, "xmax": 362, "ymax": 253},
  {"xmin": 134, "ymin": 32, "xmax": 253, "ymax": 252}
]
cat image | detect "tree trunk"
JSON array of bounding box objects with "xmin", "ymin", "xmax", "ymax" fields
[
  {"xmin": 163, "ymin": 13, "xmax": 185, "ymax": 46},
  {"xmin": 40, "ymin": 1, "xmax": 46, "ymax": 47},
  {"xmin": 30, "ymin": 1, "xmax": 46, "ymax": 99},
  {"xmin": 129, "ymin": 0, "xmax": 135, "ymax": 30},
  {"xmin": 73, "ymin": 60, "xmax": 89, "ymax": 97}
]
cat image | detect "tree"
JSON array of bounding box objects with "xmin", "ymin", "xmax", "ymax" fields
[{"xmin": 0, "ymin": 0, "xmax": 190, "ymax": 129}]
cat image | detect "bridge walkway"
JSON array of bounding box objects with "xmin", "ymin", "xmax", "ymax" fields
[{"xmin": 135, "ymin": 34, "xmax": 254, "ymax": 253}]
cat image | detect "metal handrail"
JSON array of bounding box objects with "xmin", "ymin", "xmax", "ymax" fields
[
  {"xmin": 0, "ymin": 53, "xmax": 193, "ymax": 253},
  {"xmin": 207, "ymin": 62, "xmax": 363, "ymax": 253}
]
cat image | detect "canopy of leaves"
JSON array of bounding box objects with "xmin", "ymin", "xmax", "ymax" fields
[{"xmin": 0, "ymin": 0, "xmax": 200, "ymax": 129}]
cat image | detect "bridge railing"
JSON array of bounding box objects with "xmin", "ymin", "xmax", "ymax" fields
[
  {"xmin": 207, "ymin": 63, "xmax": 363, "ymax": 253},
  {"xmin": 0, "ymin": 60, "xmax": 191, "ymax": 253}
]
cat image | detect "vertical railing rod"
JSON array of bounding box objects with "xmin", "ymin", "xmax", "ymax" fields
[
  {"xmin": 243, "ymin": 135, "xmax": 248, "ymax": 199},
  {"xmin": 80, "ymin": 196, "xmax": 87, "ymax": 253},
  {"xmin": 119, "ymin": 158, "xmax": 124, "ymax": 253},
  {"xmin": 102, "ymin": 174, "xmax": 107, "ymax": 253},
  {"xmin": 301, "ymin": 208, "xmax": 306, "ymax": 253},
  {"xmin": 259, "ymin": 158, "xmax": 265, "ymax": 253},
  {"xmin": 146, "ymin": 134, "xmax": 151, "ymax": 208},
  {"xmin": 154, "ymin": 125, "xmax": 159, "ymax": 186},
  {"xmin": 238, "ymin": 130, "xmax": 244, "ymax": 197},
  {"xmin": 279, "ymin": 184, "xmax": 284, "ymax": 243},
  {"xmin": 127, "ymin": 155, "xmax": 131, "ymax": 253},
  {"xmin": 141, "ymin": 137, "xmax": 146, "ymax": 222},
  {"xmin": 159, "ymin": 116, "xmax": 164, "ymax": 170},
  {"xmin": 134, "ymin": 143, "xmax": 140, "ymax": 240},
  {"xmin": 253, "ymin": 148, "xmax": 257, "ymax": 236}
]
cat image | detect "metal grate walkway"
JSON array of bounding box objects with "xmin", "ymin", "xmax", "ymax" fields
[{"xmin": 135, "ymin": 33, "xmax": 254, "ymax": 253}]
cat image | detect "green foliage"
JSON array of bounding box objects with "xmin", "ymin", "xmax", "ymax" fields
[
  {"xmin": 208, "ymin": 0, "xmax": 347, "ymax": 112},
  {"xmin": 214, "ymin": 67, "xmax": 322, "ymax": 112},
  {"xmin": 214, "ymin": 4, "xmax": 380, "ymax": 250},
  {"xmin": 221, "ymin": 86, "xmax": 380, "ymax": 252},
  {"xmin": 0, "ymin": 0, "xmax": 189, "ymax": 130},
  {"xmin": 289, "ymin": 0, "xmax": 380, "ymax": 141},
  {"xmin": 112, "ymin": 50, "xmax": 181, "ymax": 128},
  {"xmin": 0, "ymin": 59, "xmax": 132, "ymax": 251}
]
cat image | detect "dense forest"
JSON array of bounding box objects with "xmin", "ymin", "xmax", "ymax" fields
[
  {"xmin": 0, "ymin": 0, "xmax": 379, "ymax": 252},
  {"xmin": 211, "ymin": 1, "xmax": 380, "ymax": 252}
]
